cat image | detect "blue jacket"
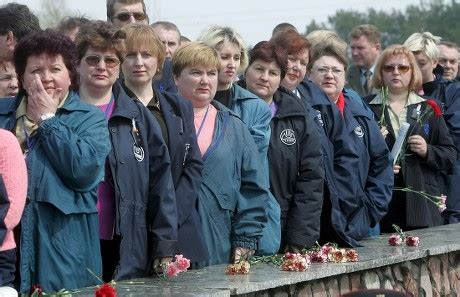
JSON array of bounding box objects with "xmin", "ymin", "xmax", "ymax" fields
[
  {"xmin": 229, "ymin": 83, "xmax": 280, "ymax": 254},
  {"xmin": 342, "ymin": 89, "xmax": 393, "ymax": 239},
  {"xmin": 154, "ymin": 59, "xmax": 177, "ymax": 93},
  {"xmin": 108, "ymin": 82, "xmax": 177, "ymax": 280},
  {"xmin": 422, "ymin": 69, "xmax": 460, "ymax": 223},
  {"xmin": 198, "ymin": 102, "xmax": 268, "ymax": 265},
  {"xmin": 297, "ymin": 80, "xmax": 361, "ymax": 247},
  {"xmin": 0, "ymin": 92, "xmax": 110, "ymax": 293}
]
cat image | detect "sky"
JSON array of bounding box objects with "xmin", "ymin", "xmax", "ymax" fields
[{"xmin": 4, "ymin": 0, "xmax": 422, "ymax": 45}]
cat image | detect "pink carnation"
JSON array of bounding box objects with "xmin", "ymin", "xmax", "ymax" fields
[
  {"xmin": 174, "ymin": 254, "xmax": 190, "ymax": 272},
  {"xmin": 388, "ymin": 234, "xmax": 403, "ymax": 246},
  {"xmin": 309, "ymin": 251, "xmax": 328, "ymax": 263},
  {"xmin": 405, "ymin": 236, "xmax": 420, "ymax": 247},
  {"xmin": 166, "ymin": 263, "xmax": 180, "ymax": 277}
]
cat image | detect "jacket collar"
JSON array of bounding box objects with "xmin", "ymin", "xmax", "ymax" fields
[
  {"xmin": 343, "ymin": 89, "xmax": 372, "ymax": 119},
  {"xmin": 272, "ymin": 87, "xmax": 306, "ymax": 118},
  {"xmin": 297, "ymin": 78, "xmax": 333, "ymax": 107},
  {"xmin": 230, "ymin": 83, "xmax": 260, "ymax": 102},
  {"xmin": 110, "ymin": 81, "xmax": 140, "ymax": 119}
]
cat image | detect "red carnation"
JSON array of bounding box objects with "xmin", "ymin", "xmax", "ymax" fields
[
  {"xmin": 346, "ymin": 249, "xmax": 359, "ymax": 262},
  {"xmin": 405, "ymin": 236, "xmax": 420, "ymax": 247},
  {"xmin": 30, "ymin": 284, "xmax": 43, "ymax": 296},
  {"xmin": 95, "ymin": 283, "xmax": 116, "ymax": 297},
  {"xmin": 426, "ymin": 99, "xmax": 442, "ymax": 117},
  {"xmin": 388, "ymin": 234, "xmax": 403, "ymax": 246}
]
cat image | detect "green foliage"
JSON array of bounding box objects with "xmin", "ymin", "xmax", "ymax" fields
[{"xmin": 305, "ymin": 0, "xmax": 460, "ymax": 47}]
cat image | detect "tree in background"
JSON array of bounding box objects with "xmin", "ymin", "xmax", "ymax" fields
[
  {"xmin": 304, "ymin": 0, "xmax": 460, "ymax": 48},
  {"xmin": 38, "ymin": 0, "xmax": 73, "ymax": 29}
]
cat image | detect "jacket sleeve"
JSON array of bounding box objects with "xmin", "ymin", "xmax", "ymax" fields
[
  {"xmin": 175, "ymin": 100, "xmax": 203, "ymax": 226},
  {"xmin": 145, "ymin": 112, "xmax": 178, "ymax": 258},
  {"xmin": 37, "ymin": 109, "xmax": 110, "ymax": 192},
  {"xmin": 285, "ymin": 117, "xmax": 324, "ymax": 248},
  {"xmin": 362, "ymin": 117, "xmax": 394, "ymax": 226},
  {"xmin": 232, "ymin": 127, "xmax": 268, "ymax": 250},
  {"xmin": 443, "ymin": 82, "xmax": 460, "ymax": 151},
  {"xmin": 423, "ymin": 115, "xmax": 457, "ymax": 172},
  {"xmin": 0, "ymin": 130, "xmax": 27, "ymax": 246}
]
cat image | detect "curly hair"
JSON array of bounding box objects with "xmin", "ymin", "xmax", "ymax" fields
[
  {"xmin": 248, "ymin": 41, "xmax": 288, "ymax": 80},
  {"xmin": 13, "ymin": 29, "xmax": 78, "ymax": 90},
  {"xmin": 74, "ymin": 20, "xmax": 126, "ymax": 63}
]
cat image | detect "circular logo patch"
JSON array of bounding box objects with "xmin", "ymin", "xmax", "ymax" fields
[
  {"xmin": 280, "ymin": 129, "xmax": 296, "ymax": 145},
  {"xmin": 354, "ymin": 126, "xmax": 364, "ymax": 137},
  {"xmin": 133, "ymin": 144, "xmax": 145, "ymax": 162}
]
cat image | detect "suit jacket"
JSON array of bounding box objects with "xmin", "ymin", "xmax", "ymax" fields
[{"xmin": 346, "ymin": 64, "xmax": 378, "ymax": 97}]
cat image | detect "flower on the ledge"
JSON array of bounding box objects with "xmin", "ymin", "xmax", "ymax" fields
[
  {"xmin": 329, "ymin": 249, "xmax": 348, "ymax": 263},
  {"xmin": 226, "ymin": 260, "xmax": 251, "ymax": 275},
  {"xmin": 439, "ymin": 194, "xmax": 447, "ymax": 213},
  {"xmin": 30, "ymin": 284, "xmax": 43, "ymax": 296},
  {"xmin": 309, "ymin": 250, "xmax": 328, "ymax": 263},
  {"xmin": 164, "ymin": 254, "xmax": 191, "ymax": 277},
  {"xmin": 405, "ymin": 236, "xmax": 420, "ymax": 247},
  {"xmin": 281, "ymin": 253, "xmax": 311, "ymax": 271},
  {"xmin": 95, "ymin": 283, "xmax": 116, "ymax": 297},
  {"xmin": 320, "ymin": 244, "xmax": 335, "ymax": 256},
  {"xmin": 346, "ymin": 249, "xmax": 359, "ymax": 262},
  {"xmin": 388, "ymin": 234, "xmax": 403, "ymax": 246},
  {"xmin": 426, "ymin": 99, "xmax": 442, "ymax": 117}
]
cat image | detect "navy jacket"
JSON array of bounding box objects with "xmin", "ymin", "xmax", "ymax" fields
[
  {"xmin": 268, "ymin": 88, "xmax": 324, "ymax": 249},
  {"xmin": 297, "ymin": 79, "xmax": 361, "ymax": 247},
  {"xmin": 154, "ymin": 59, "xmax": 177, "ymax": 93},
  {"xmin": 152, "ymin": 89, "xmax": 209, "ymax": 262},
  {"xmin": 422, "ymin": 66, "xmax": 460, "ymax": 223},
  {"xmin": 342, "ymin": 89, "xmax": 393, "ymax": 239},
  {"xmin": 108, "ymin": 82, "xmax": 177, "ymax": 280}
]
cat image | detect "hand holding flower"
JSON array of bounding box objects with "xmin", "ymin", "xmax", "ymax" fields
[
  {"xmin": 380, "ymin": 126, "xmax": 389, "ymax": 139},
  {"xmin": 153, "ymin": 256, "xmax": 173, "ymax": 274},
  {"xmin": 408, "ymin": 135, "xmax": 427, "ymax": 158},
  {"xmin": 393, "ymin": 164, "xmax": 401, "ymax": 174},
  {"xmin": 233, "ymin": 247, "xmax": 255, "ymax": 263}
]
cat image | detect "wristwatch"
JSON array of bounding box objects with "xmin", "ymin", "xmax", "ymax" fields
[{"xmin": 39, "ymin": 113, "xmax": 55, "ymax": 124}]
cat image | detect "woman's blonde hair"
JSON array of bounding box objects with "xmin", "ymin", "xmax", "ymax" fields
[
  {"xmin": 199, "ymin": 26, "xmax": 249, "ymax": 73},
  {"xmin": 372, "ymin": 45, "xmax": 423, "ymax": 91},
  {"xmin": 122, "ymin": 23, "xmax": 166, "ymax": 75},
  {"xmin": 172, "ymin": 42, "xmax": 221, "ymax": 77},
  {"xmin": 403, "ymin": 32, "xmax": 441, "ymax": 61}
]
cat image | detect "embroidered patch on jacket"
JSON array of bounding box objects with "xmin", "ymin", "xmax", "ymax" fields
[
  {"xmin": 280, "ymin": 129, "xmax": 296, "ymax": 145},
  {"xmin": 133, "ymin": 144, "xmax": 145, "ymax": 162},
  {"xmin": 354, "ymin": 125, "xmax": 364, "ymax": 137}
]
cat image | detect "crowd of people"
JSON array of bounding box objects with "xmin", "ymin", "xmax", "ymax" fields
[{"xmin": 0, "ymin": 0, "xmax": 459, "ymax": 295}]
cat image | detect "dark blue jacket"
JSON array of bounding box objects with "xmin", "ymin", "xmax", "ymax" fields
[
  {"xmin": 154, "ymin": 59, "xmax": 177, "ymax": 93},
  {"xmin": 108, "ymin": 82, "xmax": 177, "ymax": 280},
  {"xmin": 342, "ymin": 89, "xmax": 393, "ymax": 239},
  {"xmin": 153, "ymin": 89, "xmax": 208, "ymax": 262},
  {"xmin": 422, "ymin": 67, "xmax": 460, "ymax": 223},
  {"xmin": 297, "ymin": 79, "xmax": 361, "ymax": 247}
]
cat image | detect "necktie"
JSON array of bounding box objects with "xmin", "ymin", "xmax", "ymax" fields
[{"xmin": 363, "ymin": 70, "xmax": 372, "ymax": 95}]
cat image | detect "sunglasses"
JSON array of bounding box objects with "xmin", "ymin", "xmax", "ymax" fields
[
  {"xmin": 84, "ymin": 55, "xmax": 120, "ymax": 68},
  {"xmin": 382, "ymin": 64, "xmax": 411, "ymax": 73},
  {"xmin": 113, "ymin": 12, "xmax": 146, "ymax": 22}
]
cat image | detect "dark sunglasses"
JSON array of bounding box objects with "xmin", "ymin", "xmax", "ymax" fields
[
  {"xmin": 382, "ymin": 64, "xmax": 411, "ymax": 73},
  {"xmin": 113, "ymin": 12, "xmax": 146, "ymax": 22},
  {"xmin": 84, "ymin": 55, "xmax": 120, "ymax": 68}
]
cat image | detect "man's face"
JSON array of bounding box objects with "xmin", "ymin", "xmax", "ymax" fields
[
  {"xmin": 437, "ymin": 44, "xmax": 459, "ymax": 80},
  {"xmin": 350, "ymin": 35, "xmax": 380, "ymax": 69},
  {"xmin": 110, "ymin": 2, "xmax": 148, "ymax": 28},
  {"xmin": 154, "ymin": 27, "xmax": 180, "ymax": 59}
]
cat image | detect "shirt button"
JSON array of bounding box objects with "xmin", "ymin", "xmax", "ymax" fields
[
  {"xmin": 120, "ymin": 159, "xmax": 125, "ymax": 164},
  {"xmin": 110, "ymin": 128, "xmax": 116, "ymax": 133}
]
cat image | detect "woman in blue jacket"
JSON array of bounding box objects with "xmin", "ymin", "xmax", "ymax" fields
[
  {"xmin": 200, "ymin": 27, "xmax": 280, "ymax": 254},
  {"xmin": 0, "ymin": 30, "xmax": 111, "ymax": 293},
  {"xmin": 308, "ymin": 43, "xmax": 394, "ymax": 240},
  {"xmin": 120, "ymin": 24, "xmax": 208, "ymax": 264},
  {"xmin": 75, "ymin": 21, "xmax": 177, "ymax": 281},
  {"xmin": 173, "ymin": 42, "xmax": 268, "ymax": 265}
]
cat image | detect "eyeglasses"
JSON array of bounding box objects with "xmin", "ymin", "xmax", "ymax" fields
[
  {"xmin": 83, "ymin": 55, "xmax": 120, "ymax": 68},
  {"xmin": 314, "ymin": 67, "xmax": 345, "ymax": 77},
  {"xmin": 382, "ymin": 64, "xmax": 411, "ymax": 73},
  {"xmin": 112, "ymin": 12, "xmax": 146, "ymax": 22}
]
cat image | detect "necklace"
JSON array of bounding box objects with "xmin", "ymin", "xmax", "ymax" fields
[{"xmin": 195, "ymin": 105, "xmax": 210, "ymax": 139}]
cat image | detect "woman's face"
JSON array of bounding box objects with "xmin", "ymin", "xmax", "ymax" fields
[
  {"xmin": 245, "ymin": 59, "xmax": 281, "ymax": 102},
  {"xmin": 174, "ymin": 64, "xmax": 218, "ymax": 108},
  {"xmin": 413, "ymin": 51, "xmax": 436, "ymax": 83},
  {"xmin": 22, "ymin": 53, "xmax": 71, "ymax": 101},
  {"xmin": 309, "ymin": 55, "xmax": 346, "ymax": 102},
  {"xmin": 122, "ymin": 48, "xmax": 159, "ymax": 86},
  {"xmin": 0, "ymin": 61, "xmax": 18, "ymax": 97},
  {"xmin": 281, "ymin": 49, "xmax": 308, "ymax": 91},
  {"xmin": 216, "ymin": 41, "xmax": 241, "ymax": 90},
  {"xmin": 78, "ymin": 48, "xmax": 120, "ymax": 92},
  {"xmin": 381, "ymin": 54, "xmax": 413, "ymax": 94}
]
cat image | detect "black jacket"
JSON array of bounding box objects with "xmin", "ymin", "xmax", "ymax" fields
[
  {"xmin": 366, "ymin": 93, "xmax": 456, "ymax": 227},
  {"xmin": 268, "ymin": 88, "xmax": 324, "ymax": 249}
]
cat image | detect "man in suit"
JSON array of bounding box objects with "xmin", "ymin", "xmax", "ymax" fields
[
  {"xmin": 437, "ymin": 41, "xmax": 458, "ymax": 81},
  {"xmin": 346, "ymin": 24, "xmax": 381, "ymax": 97}
]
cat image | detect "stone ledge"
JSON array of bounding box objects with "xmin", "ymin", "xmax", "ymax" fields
[{"xmin": 74, "ymin": 223, "xmax": 460, "ymax": 296}]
